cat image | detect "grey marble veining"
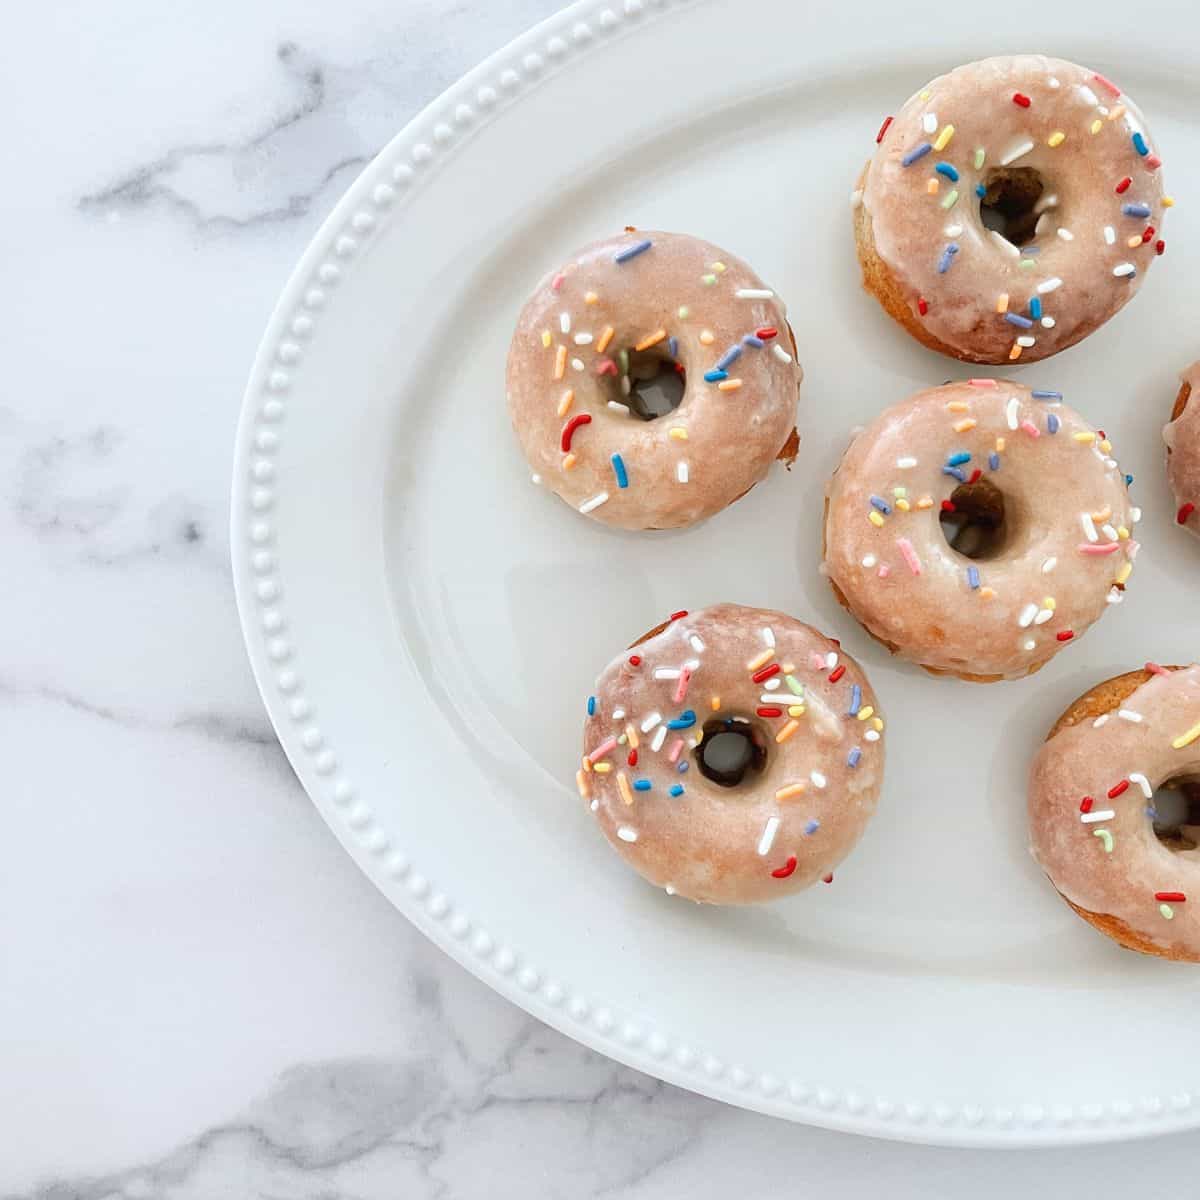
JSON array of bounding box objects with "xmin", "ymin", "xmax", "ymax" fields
[{"xmin": 5, "ymin": 1, "xmax": 1200, "ymax": 1196}]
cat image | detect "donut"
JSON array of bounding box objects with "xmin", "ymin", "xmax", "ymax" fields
[
  {"xmin": 822, "ymin": 380, "xmax": 1138, "ymax": 681},
  {"xmin": 854, "ymin": 55, "xmax": 1168, "ymax": 363},
  {"xmin": 507, "ymin": 230, "xmax": 802, "ymax": 530},
  {"xmin": 1164, "ymin": 360, "xmax": 1200, "ymax": 535},
  {"xmin": 578, "ymin": 603, "xmax": 885, "ymax": 904},
  {"xmin": 1029, "ymin": 665, "xmax": 1200, "ymax": 961}
]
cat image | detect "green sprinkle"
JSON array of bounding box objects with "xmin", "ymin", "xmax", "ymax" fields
[
  {"xmin": 1019, "ymin": 259, "xmax": 1036, "ymax": 270},
  {"xmin": 973, "ymin": 147, "xmax": 985, "ymax": 169},
  {"xmin": 1160, "ymin": 902, "xmax": 1175, "ymax": 920},
  {"xmin": 702, "ymin": 273, "xmax": 717, "ymax": 285},
  {"xmin": 677, "ymin": 306, "xmax": 690, "ymax": 319},
  {"xmin": 940, "ymin": 188, "xmax": 959, "ymax": 210},
  {"xmin": 619, "ymin": 348, "xmax": 629, "ymax": 374},
  {"xmin": 785, "ymin": 674, "xmax": 804, "ymax": 697},
  {"xmin": 617, "ymin": 732, "xmax": 628, "ymax": 745},
  {"xmin": 1093, "ymin": 828, "xmax": 1113, "ymax": 853}
]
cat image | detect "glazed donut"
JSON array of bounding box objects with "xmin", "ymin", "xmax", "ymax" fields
[
  {"xmin": 822, "ymin": 380, "xmax": 1138, "ymax": 681},
  {"xmin": 1029, "ymin": 665, "xmax": 1200, "ymax": 961},
  {"xmin": 507, "ymin": 230, "xmax": 801, "ymax": 530},
  {"xmin": 578, "ymin": 603, "xmax": 885, "ymax": 905},
  {"xmin": 855, "ymin": 55, "xmax": 1168, "ymax": 363},
  {"xmin": 1164, "ymin": 360, "xmax": 1200, "ymax": 534}
]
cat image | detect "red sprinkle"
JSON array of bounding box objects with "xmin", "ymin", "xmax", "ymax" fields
[
  {"xmin": 752, "ymin": 663, "xmax": 781, "ymax": 684},
  {"xmin": 1156, "ymin": 239, "xmax": 1166, "ymax": 256},
  {"xmin": 1142, "ymin": 225, "xmax": 1156, "ymax": 243},
  {"xmin": 1115, "ymin": 176, "xmax": 1132, "ymax": 194},
  {"xmin": 628, "ymin": 749, "xmax": 638, "ymax": 767},
  {"xmin": 1080, "ymin": 796, "xmax": 1094, "ymax": 813},
  {"xmin": 1156, "ymin": 892, "xmax": 1187, "ymax": 902},
  {"xmin": 756, "ymin": 706, "xmax": 784, "ymax": 718},
  {"xmin": 771, "ymin": 855, "xmax": 798, "ymax": 879},
  {"xmin": 1178, "ymin": 502, "xmax": 1195, "ymax": 525},
  {"xmin": 828, "ymin": 665, "xmax": 846, "ymax": 683},
  {"xmin": 968, "ymin": 468, "xmax": 982, "ymax": 484},
  {"xmin": 941, "ymin": 500, "xmax": 956, "ymax": 513},
  {"xmin": 755, "ymin": 326, "xmax": 778, "ymax": 340},
  {"xmin": 1094, "ymin": 72, "xmax": 1121, "ymax": 98},
  {"xmin": 917, "ymin": 296, "xmax": 929, "ymax": 316},
  {"xmin": 1012, "ymin": 92, "xmax": 1032, "ymax": 107},
  {"xmin": 822, "ymin": 873, "xmax": 834, "ymax": 884},
  {"xmin": 669, "ymin": 610, "xmax": 688, "ymax": 621},
  {"xmin": 1108, "ymin": 779, "xmax": 1130, "ymax": 799},
  {"xmin": 560, "ymin": 413, "xmax": 592, "ymax": 451},
  {"xmin": 1056, "ymin": 630, "xmax": 1075, "ymax": 642},
  {"xmin": 875, "ymin": 115, "xmax": 893, "ymax": 144},
  {"xmin": 628, "ymin": 655, "xmax": 642, "ymax": 667}
]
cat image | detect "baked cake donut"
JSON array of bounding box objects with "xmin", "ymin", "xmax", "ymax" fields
[
  {"xmin": 823, "ymin": 380, "xmax": 1139, "ymax": 681},
  {"xmin": 1164, "ymin": 360, "xmax": 1200, "ymax": 535},
  {"xmin": 578, "ymin": 604, "xmax": 884, "ymax": 904},
  {"xmin": 507, "ymin": 230, "xmax": 801, "ymax": 530},
  {"xmin": 855, "ymin": 55, "xmax": 1169, "ymax": 363},
  {"xmin": 1030, "ymin": 665, "xmax": 1200, "ymax": 961}
]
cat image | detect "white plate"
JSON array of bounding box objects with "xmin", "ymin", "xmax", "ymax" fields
[{"xmin": 232, "ymin": 0, "xmax": 1200, "ymax": 1145}]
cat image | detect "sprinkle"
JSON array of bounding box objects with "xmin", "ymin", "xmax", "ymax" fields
[
  {"xmin": 736, "ymin": 288, "xmax": 774, "ymax": 300},
  {"xmin": 1019, "ymin": 417, "xmax": 1040, "ymax": 437},
  {"xmin": 1094, "ymin": 829, "xmax": 1114, "ymax": 853},
  {"xmin": 1073, "ymin": 431, "xmax": 1096, "ymax": 445},
  {"xmin": 614, "ymin": 239, "xmax": 652, "ymax": 263},
  {"xmin": 715, "ymin": 345, "xmax": 742, "ymax": 371},
  {"xmin": 1000, "ymin": 138, "xmax": 1035, "ymax": 166},
  {"xmin": 699, "ymin": 330, "xmax": 714, "ymax": 345},
  {"xmin": 772, "ymin": 344, "xmax": 793, "ymax": 364},
  {"xmin": 1172, "ymin": 721, "xmax": 1200, "ymax": 749},
  {"xmin": 557, "ymin": 389, "xmax": 574, "ymax": 417},
  {"xmin": 710, "ymin": 695, "xmax": 720, "ymax": 711},
  {"xmin": 856, "ymin": 705, "xmax": 875, "ymax": 722},
  {"xmin": 776, "ymin": 783, "xmax": 806, "ymax": 802},
  {"xmin": 1108, "ymin": 779, "xmax": 1130, "ymax": 799},
  {"xmin": 1177, "ymin": 502, "xmax": 1195, "ymax": 525},
  {"xmin": 942, "ymin": 465, "xmax": 966, "ymax": 484},
  {"xmin": 995, "ymin": 293, "xmax": 1010, "ymax": 313},
  {"xmin": 1012, "ymin": 92, "xmax": 1031, "ymax": 107},
  {"xmin": 1047, "ymin": 413, "xmax": 1060, "ymax": 434},
  {"xmin": 585, "ymin": 292, "xmax": 599, "ymax": 305},
  {"xmin": 631, "ymin": 779, "xmax": 652, "ymax": 793},
  {"xmin": 747, "ymin": 647, "xmax": 775, "ymax": 671},
  {"xmin": 771, "ymin": 855, "xmax": 797, "ymax": 879},
  {"xmin": 940, "ymin": 189, "xmax": 960, "ymax": 210},
  {"xmin": 553, "ymin": 345, "xmax": 567, "ymax": 379},
  {"xmin": 1113, "ymin": 262, "xmax": 1137, "ymax": 278},
  {"xmin": 897, "ymin": 456, "xmax": 917, "ymax": 469},
  {"xmin": 668, "ymin": 427, "xmax": 687, "ymax": 442},
  {"xmin": 1081, "ymin": 810, "xmax": 1115, "ymax": 824},
  {"xmin": 757, "ymin": 706, "xmax": 783, "ymax": 719},
  {"xmin": 605, "ymin": 401, "xmax": 629, "ymax": 416},
  {"xmin": 596, "ymin": 325, "xmax": 614, "ymax": 353},
  {"xmin": 1006, "ymin": 397, "xmax": 1020, "ymax": 430},
  {"xmin": 918, "ymin": 297, "xmax": 929, "ymax": 316},
  {"xmin": 937, "ymin": 243, "xmax": 959, "ymax": 273},
  {"xmin": 668, "ymin": 784, "xmax": 684, "ymax": 798},
  {"xmin": 845, "ymin": 747, "xmax": 862, "ymax": 770},
  {"xmin": 753, "ymin": 663, "xmax": 781, "ymax": 684},
  {"xmin": 676, "ymin": 461, "xmax": 689, "ymax": 484},
  {"xmin": 650, "ymin": 725, "xmax": 668, "ymax": 752},
  {"xmin": 1005, "ymin": 312, "xmax": 1034, "ymax": 329},
  {"xmin": 953, "ymin": 418, "xmax": 977, "ymax": 433},
  {"xmin": 762, "ymin": 627, "xmax": 776, "ymax": 649},
  {"xmin": 607, "ymin": 454, "xmax": 629, "ymax": 490},
  {"xmin": 1160, "ymin": 904, "xmax": 1175, "ymax": 920},
  {"xmin": 703, "ymin": 369, "xmax": 728, "ymax": 383},
  {"xmin": 784, "ymin": 674, "xmax": 804, "ymax": 696},
  {"xmin": 1122, "ymin": 202, "xmax": 1152, "ymax": 218},
  {"xmin": 1094, "ymin": 72, "xmax": 1121, "ymax": 97},
  {"xmin": 1048, "ymin": 131, "xmax": 1066, "ymax": 147},
  {"xmin": 576, "ymin": 769, "xmax": 591, "ymax": 799},
  {"xmin": 895, "ymin": 537, "xmax": 921, "ymax": 575},
  {"xmin": 666, "ymin": 711, "xmax": 696, "ymax": 731},
  {"xmin": 869, "ymin": 494, "xmax": 892, "ymax": 515},
  {"xmin": 847, "ymin": 683, "xmax": 862, "ymax": 717},
  {"xmin": 1057, "ymin": 227, "xmax": 1074, "ymax": 241},
  {"xmin": 756, "ymin": 816, "xmax": 781, "ymax": 856},
  {"xmin": 935, "ymin": 162, "xmax": 960, "ymax": 182},
  {"xmin": 1018, "ymin": 604, "xmax": 1038, "ymax": 628},
  {"xmin": 1156, "ymin": 892, "xmax": 1187, "ymax": 903},
  {"xmin": 810, "ymin": 770, "xmax": 828, "ymax": 790},
  {"xmin": 1036, "ymin": 277, "xmax": 1063, "ymax": 294},
  {"xmin": 1132, "ymin": 131, "xmax": 1149, "ymax": 156},
  {"xmin": 876, "ymin": 115, "xmax": 894, "ymax": 142},
  {"xmin": 1103, "ymin": 226, "xmax": 1116, "ymax": 245},
  {"xmin": 1090, "ymin": 119, "xmax": 1103, "ymax": 134},
  {"xmin": 1079, "ymin": 542, "xmax": 1121, "ymax": 556},
  {"xmin": 988, "ymin": 452, "xmax": 1000, "ymax": 470},
  {"xmin": 742, "ymin": 335, "xmax": 764, "ymax": 349},
  {"xmin": 868, "ymin": 510, "xmax": 885, "ymax": 527},
  {"xmin": 717, "ymin": 378, "xmax": 743, "ymax": 392},
  {"xmin": 775, "ymin": 720, "xmax": 799, "ymax": 744},
  {"xmin": 701, "ymin": 274, "xmax": 717, "ymax": 286},
  {"xmin": 966, "ymin": 565, "xmax": 980, "ymax": 590},
  {"xmin": 902, "ymin": 141, "xmax": 932, "ymax": 166},
  {"xmin": 933, "ymin": 123, "xmax": 955, "ymax": 150},
  {"xmin": 1128, "ymin": 772, "xmax": 1152, "ymax": 797},
  {"xmin": 616, "ymin": 824, "xmax": 637, "ymax": 842}
]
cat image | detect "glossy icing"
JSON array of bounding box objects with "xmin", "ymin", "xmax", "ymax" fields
[
  {"xmin": 1030, "ymin": 666, "xmax": 1200, "ymax": 958},
  {"xmin": 506, "ymin": 231, "xmax": 801, "ymax": 529},
  {"xmin": 1164, "ymin": 360, "xmax": 1200, "ymax": 535},
  {"xmin": 823, "ymin": 380, "xmax": 1138, "ymax": 679},
  {"xmin": 859, "ymin": 55, "xmax": 1167, "ymax": 362},
  {"xmin": 579, "ymin": 604, "xmax": 884, "ymax": 904}
]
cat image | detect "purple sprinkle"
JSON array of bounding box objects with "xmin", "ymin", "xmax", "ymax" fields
[
  {"xmin": 942, "ymin": 465, "xmax": 967, "ymax": 482},
  {"xmin": 742, "ymin": 334, "xmax": 764, "ymax": 348},
  {"xmin": 667, "ymin": 335, "xmax": 678, "ymax": 358},
  {"xmin": 1047, "ymin": 412, "xmax": 1060, "ymax": 434},
  {"xmin": 1122, "ymin": 202, "xmax": 1151, "ymax": 218},
  {"xmin": 1032, "ymin": 390, "xmax": 1062, "ymax": 401},
  {"xmin": 847, "ymin": 747, "xmax": 862, "ymax": 768},
  {"xmin": 804, "ymin": 819, "xmax": 820, "ymax": 835},
  {"xmin": 869, "ymin": 494, "xmax": 892, "ymax": 514},
  {"xmin": 715, "ymin": 344, "xmax": 742, "ymax": 371},
  {"xmin": 901, "ymin": 141, "xmax": 932, "ymax": 166},
  {"xmin": 967, "ymin": 565, "xmax": 980, "ymax": 589},
  {"xmin": 614, "ymin": 238, "xmax": 653, "ymax": 263},
  {"xmin": 848, "ymin": 684, "xmax": 862, "ymax": 717},
  {"xmin": 988, "ymin": 452, "xmax": 1000, "ymax": 470},
  {"xmin": 1004, "ymin": 312, "xmax": 1034, "ymax": 329},
  {"xmin": 937, "ymin": 243, "xmax": 960, "ymax": 274}
]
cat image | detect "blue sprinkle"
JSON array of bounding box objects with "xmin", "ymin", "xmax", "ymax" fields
[
  {"xmin": 587, "ymin": 695, "xmax": 596, "ymax": 716},
  {"xmin": 614, "ymin": 238, "xmax": 653, "ymax": 263},
  {"xmin": 666, "ymin": 710, "xmax": 696, "ymax": 730},
  {"xmin": 1005, "ymin": 312, "xmax": 1034, "ymax": 329},
  {"xmin": 634, "ymin": 779, "xmax": 652, "ymax": 792},
  {"xmin": 1132, "ymin": 131, "xmax": 1149, "ymax": 156},
  {"xmin": 611, "ymin": 453, "xmax": 629, "ymax": 489},
  {"xmin": 715, "ymin": 344, "xmax": 743, "ymax": 371},
  {"xmin": 804, "ymin": 819, "xmax": 821, "ymax": 835},
  {"xmin": 847, "ymin": 747, "xmax": 862, "ymax": 768},
  {"xmin": 1031, "ymin": 389, "xmax": 1061, "ymax": 401},
  {"xmin": 947, "ymin": 451, "xmax": 971, "ymax": 466},
  {"xmin": 848, "ymin": 684, "xmax": 862, "ymax": 717},
  {"xmin": 1146, "ymin": 805, "xmax": 1158, "ymax": 820},
  {"xmin": 703, "ymin": 368, "xmax": 728, "ymax": 382},
  {"xmin": 869, "ymin": 494, "xmax": 892, "ymax": 514},
  {"xmin": 742, "ymin": 334, "xmax": 764, "ymax": 348},
  {"xmin": 935, "ymin": 162, "xmax": 959, "ymax": 181},
  {"xmin": 668, "ymin": 336, "xmax": 678, "ymax": 358},
  {"xmin": 1021, "ymin": 245, "xmax": 1041, "ymax": 256},
  {"xmin": 677, "ymin": 761, "xmax": 689, "ymax": 773},
  {"xmin": 1047, "ymin": 412, "xmax": 1060, "ymax": 434},
  {"xmin": 1029, "ymin": 297, "xmax": 1043, "ymax": 320},
  {"xmin": 1122, "ymin": 202, "xmax": 1151, "ymax": 218},
  {"xmin": 937, "ymin": 243, "xmax": 960, "ymax": 274},
  {"xmin": 942, "ymin": 465, "xmax": 967, "ymax": 482},
  {"xmin": 669, "ymin": 784, "xmax": 684, "ymax": 797},
  {"xmin": 901, "ymin": 141, "xmax": 932, "ymax": 167},
  {"xmin": 975, "ymin": 183, "xmax": 986, "ymax": 197},
  {"xmin": 967, "ymin": 565, "xmax": 980, "ymax": 590},
  {"xmin": 988, "ymin": 452, "xmax": 1000, "ymax": 470},
  {"xmin": 1125, "ymin": 473, "xmax": 1134, "ymax": 487}
]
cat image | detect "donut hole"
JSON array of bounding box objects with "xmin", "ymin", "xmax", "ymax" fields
[
  {"xmin": 979, "ymin": 167, "xmax": 1045, "ymax": 248},
  {"xmin": 620, "ymin": 344, "xmax": 686, "ymax": 420},
  {"xmin": 938, "ymin": 478, "xmax": 1010, "ymax": 560},
  {"xmin": 695, "ymin": 717, "xmax": 768, "ymax": 788},
  {"xmin": 1150, "ymin": 777, "xmax": 1200, "ymax": 853}
]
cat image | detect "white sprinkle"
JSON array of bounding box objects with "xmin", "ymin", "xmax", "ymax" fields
[
  {"xmin": 612, "ymin": 708, "xmax": 625, "ymax": 720},
  {"xmin": 759, "ymin": 692, "xmax": 782, "ymax": 704},
  {"xmin": 664, "ymin": 883, "xmax": 676, "ymax": 895},
  {"xmin": 608, "ymin": 400, "xmax": 631, "ymax": 414},
  {"xmin": 531, "ymin": 473, "xmax": 542, "ymax": 485},
  {"xmin": 990, "ymin": 229, "xmax": 1021, "ymax": 258},
  {"xmin": 1034, "ymin": 192, "xmax": 1059, "ymax": 213},
  {"xmin": 571, "ymin": 357, "xmax": 584, "ymax": 371},
  {"xmin": 1098, "ymin": 104, "xmax": 1110, "ymax": 116},
  {"xmin": 862, "ymin": 553, "xmax": 878, "ymax": 568},
  {"xmin": 1006, "ymin": 397, "xmax": 1020, "ymax": 430},
  {"xmin": 1130, "ymin": 772, "xmax": 1153, "ymax": 797},
  {"xmin": 736, "ymin": 288, "xmax": 774, "ymax": 299},
  {"xmin": 1041, "ymin": 317, "xmax": 1056, "ymax": 328},
  {"xmin": 1078, "ymin": 84, "xmax": 1099, "ymax": 106},
  {"xmin": 653, "ymin": 667, "xmax": 681, "ymax": 680},
  {"xmin": 1131, "ymin": 507, "xmax": 1143, "ymax": 523},
  {"xmin": 676, "ymin": 460, "xmax": 689, "ymax": 484},
  {"xmin": 1049, "ymin": 76, "xmax": 1061, "ymax": 88},
  {"xmin": 757, "ymin": 816, "xmax": 781, "ymax": 856},
  {"xmin": 1118, "ymin": 710, "xmax": 1144, "ymax": 723},
  {"xmin": 1081, "ymin": 513, "xmax": 1099, "ymax": 542},
  {"xmin": 590, "ymin": 798, "xmax": 599, "ymax": 812},
  {"xmin": 640, "ymin": 711, "xmax": 662, "ymax": 733},
  {"xmin": 1057, "ymin": 227, "xmax": 1074, "ymax": 241},
  {"xmin": 1034, "ymin": 608, "xmax": 1054, "ymax": 625},
  {"xmin": 621, "ymin": 376, "xmax": 631, "ymax": 395},
  {"xmin": 763, "ymin": 679, "xmax": 780, "ymax": 691},
  {"xmin": 810, "ymin": 770, "xmax": 827, "ymax": 789},
  {"xmin": 684, "ymin": 658, "xmax": 700, "ymax": 671},
  {"xmin": 1018, "ymin": 603, "xmax": 1039, "ymax": 628},
  {"xmin": 651, "ymin": 725, "xmax": 668, "ymax": 753},
  {"xmin": 1113, "ymin": 262, "xmax": 1136, "ymax": 278},
  {"xmin": 1102, "ymin": 523, "xmax": 1119, "ymax": 542},
  {"xmin": 865, "ymin": 729, "xmax": 880, "ymax": 742},
  {"xmin": 825, "ymin": 652, "xmax": 838, "ymax": 670},
  {"xmin": 617, "ymin": 825, "xmax": 638, "ymax": 843},
  {"xmin": 1041, "ymin": 557, "xmax": 1057, "ymax": 573},
  {"xmin": 1081, "ymin": 810, "xmax": 1115, "ymax": 824},
  {"xmin": 560, "ymin": 311, "xmax": 571, "ymax": 333},
  {"xmin": 1093, "ymin": 714, "xmax": 1110, "ymax": 728},
  {"xmin": 762, "ymin": 627, "xmax": 776, "ymax": 649},
  {"xmin": 573, "ymin": 332, "xmax": 593, "ymax": 345},
  {"xmin": 1017, "ymin": 335, "xmax": 1036, "ymax": 348},
  {"xmin": 944, "ymin": 223, "xmax": 963, "ymax": 238},
  {"xmin": 1035, "ymin": 212, "xmax": 1052, "ymax": 236},
  {"xmin": 850, "ymin": 188, "xmax": 863, "ymax": 209},
  {"xmin": 689, "ymin": 635, "xmax": 705, "ymax": 653},
  {"xmin": 772, "ymin": 344, "xmax": 793, "ymax": 364},
  {"xmin": 1103, "ymin": 226, "xmax": 1116, "ymax": 245},
  {"xmin": 1037, "ymin": 277, "xmax": 1063, "ymax": 294},
  {"xmin": 1107, "ymin": 587, "xmax": 1124, "ymax": 605},
  {"xmin": 579, "ymin": 491, "xmax": 609, "ymax": 514},
  {"xmin": 923, "ymin": 112, "xmax": 938, "ymax": 133},
  {"xmin": 896, "ymin": 456, "xmax": 918, "ymax": 469},
  {"xmin": 1023, "ymin": 639, "xmax": 1036, "ymax": 651},
  {"xmin": 1000, "ymin": 138, "xmax": 1035, "ymax": 165}
]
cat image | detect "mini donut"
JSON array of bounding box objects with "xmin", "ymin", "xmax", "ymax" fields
[
  {"xmin": 822, "ymin": 380, "xmax": 1138, "ymax": 681},
  {"xmin": 1029, "ymin": 664, "xmax": 1200, "ymax": 961},
  {"xmin": 578, "ymin": 603, "xmax": 885, "ymax": 904},
  {"xmin": 507, "ymin": 230, "xmax": 802, "ymax": 530},
  {"xmin": 1164, "ymin": 360, "xmax": 1200, "ymax": 534},
  {"xmin": 855, "ymin": 55, "xmax": 1168, "ymax": 363}
]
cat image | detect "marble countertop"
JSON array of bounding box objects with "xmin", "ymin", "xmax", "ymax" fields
[{"xmin": 4, "ymin": 2, "xmax": 1197, "ymax": 1194}]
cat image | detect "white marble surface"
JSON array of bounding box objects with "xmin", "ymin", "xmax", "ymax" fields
[{"xmin": 4, "ymin": 2, "xmax": 1199, "ymax": 1194}]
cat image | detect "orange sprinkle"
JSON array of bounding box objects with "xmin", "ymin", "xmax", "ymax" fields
[
  {"xmin": 596, "ymin": 325, "xmax": 615, "ymax": 353},
  {"xmin": 562, "ymin": 452, "xmax": 577, "ymax": 471},
  {"xmin": 953, "ymin": 418, "xmax": 977, "ymax": 433},
  {"xmin": 699, "ymin": 330, "xmax": 715, "ymax": 345},
  {"xmin": 1107, "ymin": 104, "xmax": 1126, "ymax": 122},
  {"xmin": 775, "ymin": 719, "xmax": 800, "ymax": 744},
  {"xmin": 995, "ymin": 293, "xmax": 1009, "ymax": 313},
  {"xmin": 717, "ymin": 378, "xmax": 743, "ymax": 391},
  {"xmin": 747, "ymin": 648, "xmax": 775, "ymax": 671},
  {"xmin": 916, "ymin": 496, "xmax": 934, "ymax": 509},
  {"xmin": 927, "ymin": 177, "xmax": 940, "ymax": 195},
  {"xmin": 576, "ymin": 769, "xmax": 591, "ymax": 798},
  {"xmin": 710, "ymin": 695, "xmax": 721, "ymax": 711},
  {"xmin": 557, "ymin": 389, "xmax": 574, "ymax": 416},
  {"xmin": 584, "ymin": 291, "xmax": 599, "ymax": 304},
  {"xmin": 625, "ymin": 723, "xmax": 639, "ymax": 749},
  {"xmin": 980, "ymin": 586, "xmax": 996, "ymax": 599},
  {"xmin": 554, "ymin": 345, "xmax": 567, "ymax": 379},
  {"xmin": 635, "ymin": 328, "xmax": 667, "ymax": 352},
  {"xmin": 669, "ymin": 427, "xmax": 688, "ymax": 440},
  {"xmin": 775, "ymin": 783, "xmax": 806, "ymax": 802},
  {"xmin": 1009, "ymin": 343, "xmax": 1023, "ymax": 360},
  {"xmin": 946, "ymin": 400, "xmax": 969, "ymax": 412},
  {"xmin": 617, "ymin": 772, "xmax": 634, "ymax": 806}
]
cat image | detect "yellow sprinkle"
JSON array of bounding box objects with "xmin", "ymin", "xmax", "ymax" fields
[
  {"xmin": 554, "ymin": 344, "xmax": 567, "ymax": 379},
  {"xmin": 788, "ymin": 705, "xmax": 806, "ymax": 718},
  {"xmin": 919, "ymin": 89, "xmax": 931, "ymax": 100},
  {"xmin": 1073, "ymin": 431, "xmax": 1096, "ymax": 445},
  {"xmin": 776, "ymin": 719, "xmax": 800, "ymax": 744},
  {"xmin": 782, "ymin": 662, "xmax": 796, "ymax": 673},
  {"xmin": 893, "ymin": 487, "xmax": 907, "ymax": 498},
  {"xmin": 596, "ymin": 325, "xmax": 614, "ymax": 353},
  {"xmin": 916, "ymin": 496, "xmax": 933, "ymax": 510},
  {"xmin": 947, "ymin": 400, "xmax": 969, "ymax": 412},
  {"xmin": 1099, "ymin": 439, "xmax": 1112, "ymax": 454},
  {"xmin": 576, "ymin": 769, "xmax": 591, "ymax": 799},
  {"xmin": 557, "ymin": 389, "xmax": 574, "ymax": 417},
  {"xmin": 1090, "ymin": 118, "xmax": 1103, "ymax": 135},
  {"xmin": 776, "ymin": 783, "xmax": 806, "ymax": 802},
  {"xmin": 717, "ymin": 378, "xmax": 743, "ymax": 392},
  {"xmin": 541, "ymin": 330, "xmax": 552, "ymax": 348},
  {"xmin": 593, "ymin": 761, "xmax": 611, "ymax": 774},
  {"xmin": 562, "ymin": 452, "xmax": 577, "ymax": 471},
  {"xmin": 585, "ymin": 291, "xmax": 599, "ymax": 304},
  {"xmin": 927, "ymin": 177, "xmax": 940, "ymax": 195},
  {"xmin": 934, "ymin": 123, "xmax": 955, "ymax": 151},
  {"xmin": 868, "ymin": 510, "xmax": 885, "ymax": 527},
  {"xmin": 1108, "ymin": 104, "xmax": 1126, "ymax": 122},
  {"xmin": 995, "ymin": 293, "xmax": 1009, "ymax": 314},
  {"xmin": 996, "ymin": 437, "xmax": 1006, "ymax": 452},
  {"xmin": 1009, "ymin": 343, "xmax": 1023, "ymax": 361},
  {"xmin": 747, "ymin": 648, "xmax": 775, "ymax": 671},
  {"xmin": 581, "ymin": 754, "xmax": 592, "ymax": 773},
  {"xmin": 1173, "ymin": 721, "xmax": 1200, "ymax": 750},
  {"xmin": 895, "ymin": 498, "xmax": 910, "ymax": 511},
  {"xmin": 712, "ymin": 261, "xmax": 726, "ymax": 273},
  {"xmin": 980, "ymin": 586, "xmax": 996, "ymax": 600},
  {"xmin": 1048, "ymin": 131, "xmax": 1066, "ymax": 147},
  {"xmin": 871, "ymin": 716, "xmax": 884, "ymax": 732},
  {"xmin": 625, "ymin": 723, "xmax": 639, "ymax": 750},
  {"xmin": 1116, "ymin": 562, "xmax": 1132, "ymax": 585},
  {"xmin": 699, "ymin": 330, "xmax": 714, "ymax": 345},
  {"xmin": 856, "ymin": 705, "xmax": 875, "ymax": 722},
  {"xmin": 1163, "ymin": 195, "xmax": 1176, "ymax": 208},
  {"xmin": 669, "ymin": 427, "xmax": 688, "ymax": 440},
  {"xmin": 1043, "ymin": 596, "xmax": 1056, "ymax": 610},
  {"xmin": 677, "ymin": 306, "xmax": 689, "ymax": 319},
  {"xmin": 710, "ymin": 695, "xmax": 721, "ymax": 711},
  {"xmin": 617, "ymin": 772, "xmax": 634, "ymax": 806},
  {"xmin": 694, "ymin": 729, "xmax": 703, "ymax": 745},
  {"xmin": 1117, "ymin": 525, "xmax": 1130, "ymax": 540},
  {"xmin": 635, "ymin": 328, "xmax": 666, "ymax": 351},
  {"xmin": 953, "ymin": 418, "xmax": 977, "ymax": 433}
]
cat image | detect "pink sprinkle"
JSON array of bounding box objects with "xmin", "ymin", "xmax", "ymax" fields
[
  {"xmin": 1093, "ymin": 72, "xmax": 1121, "ymax": 97},
  {"xmin": 1147, "ymin": 154, "xmax": 1162, "ymax": 170},
  {"xmin": 1078, "ymin": 542, "xmax": 1121, "ymax": 556},
  {"xmin": 668, "ymin": 737, "xmax": 685, "ymax": 764},
  {"xmin": 1145, "ymin": 661, "xmax": 1169, "ymax": 676},
  {"xmin": 595, "ymin": 357, "xmax": 618, "ymax": 376},
  {"xmin": 968, "ymin": 378, "xmax": 998, "ymax": 387},
  {"xmin": 877, "ymin": 564, "xmax": 891, "ymax": 578},
  {"xmin": 551, "ymin": 272, "xmax": 565, "ymax": 291},
  {"xmin": 587, "ymin": 736, "xmax": 617, "ymax": 763},
  {"xmin": 673, "ymin": 666, "xmax": 692, "ymax": 704},
  {"xmin": 1020, "ymin": 419, "xmax": 1040, "ymax": 438},
  {"xmin": 896, "ymin": 537, "xmax": 922, "ymax": 575}
]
